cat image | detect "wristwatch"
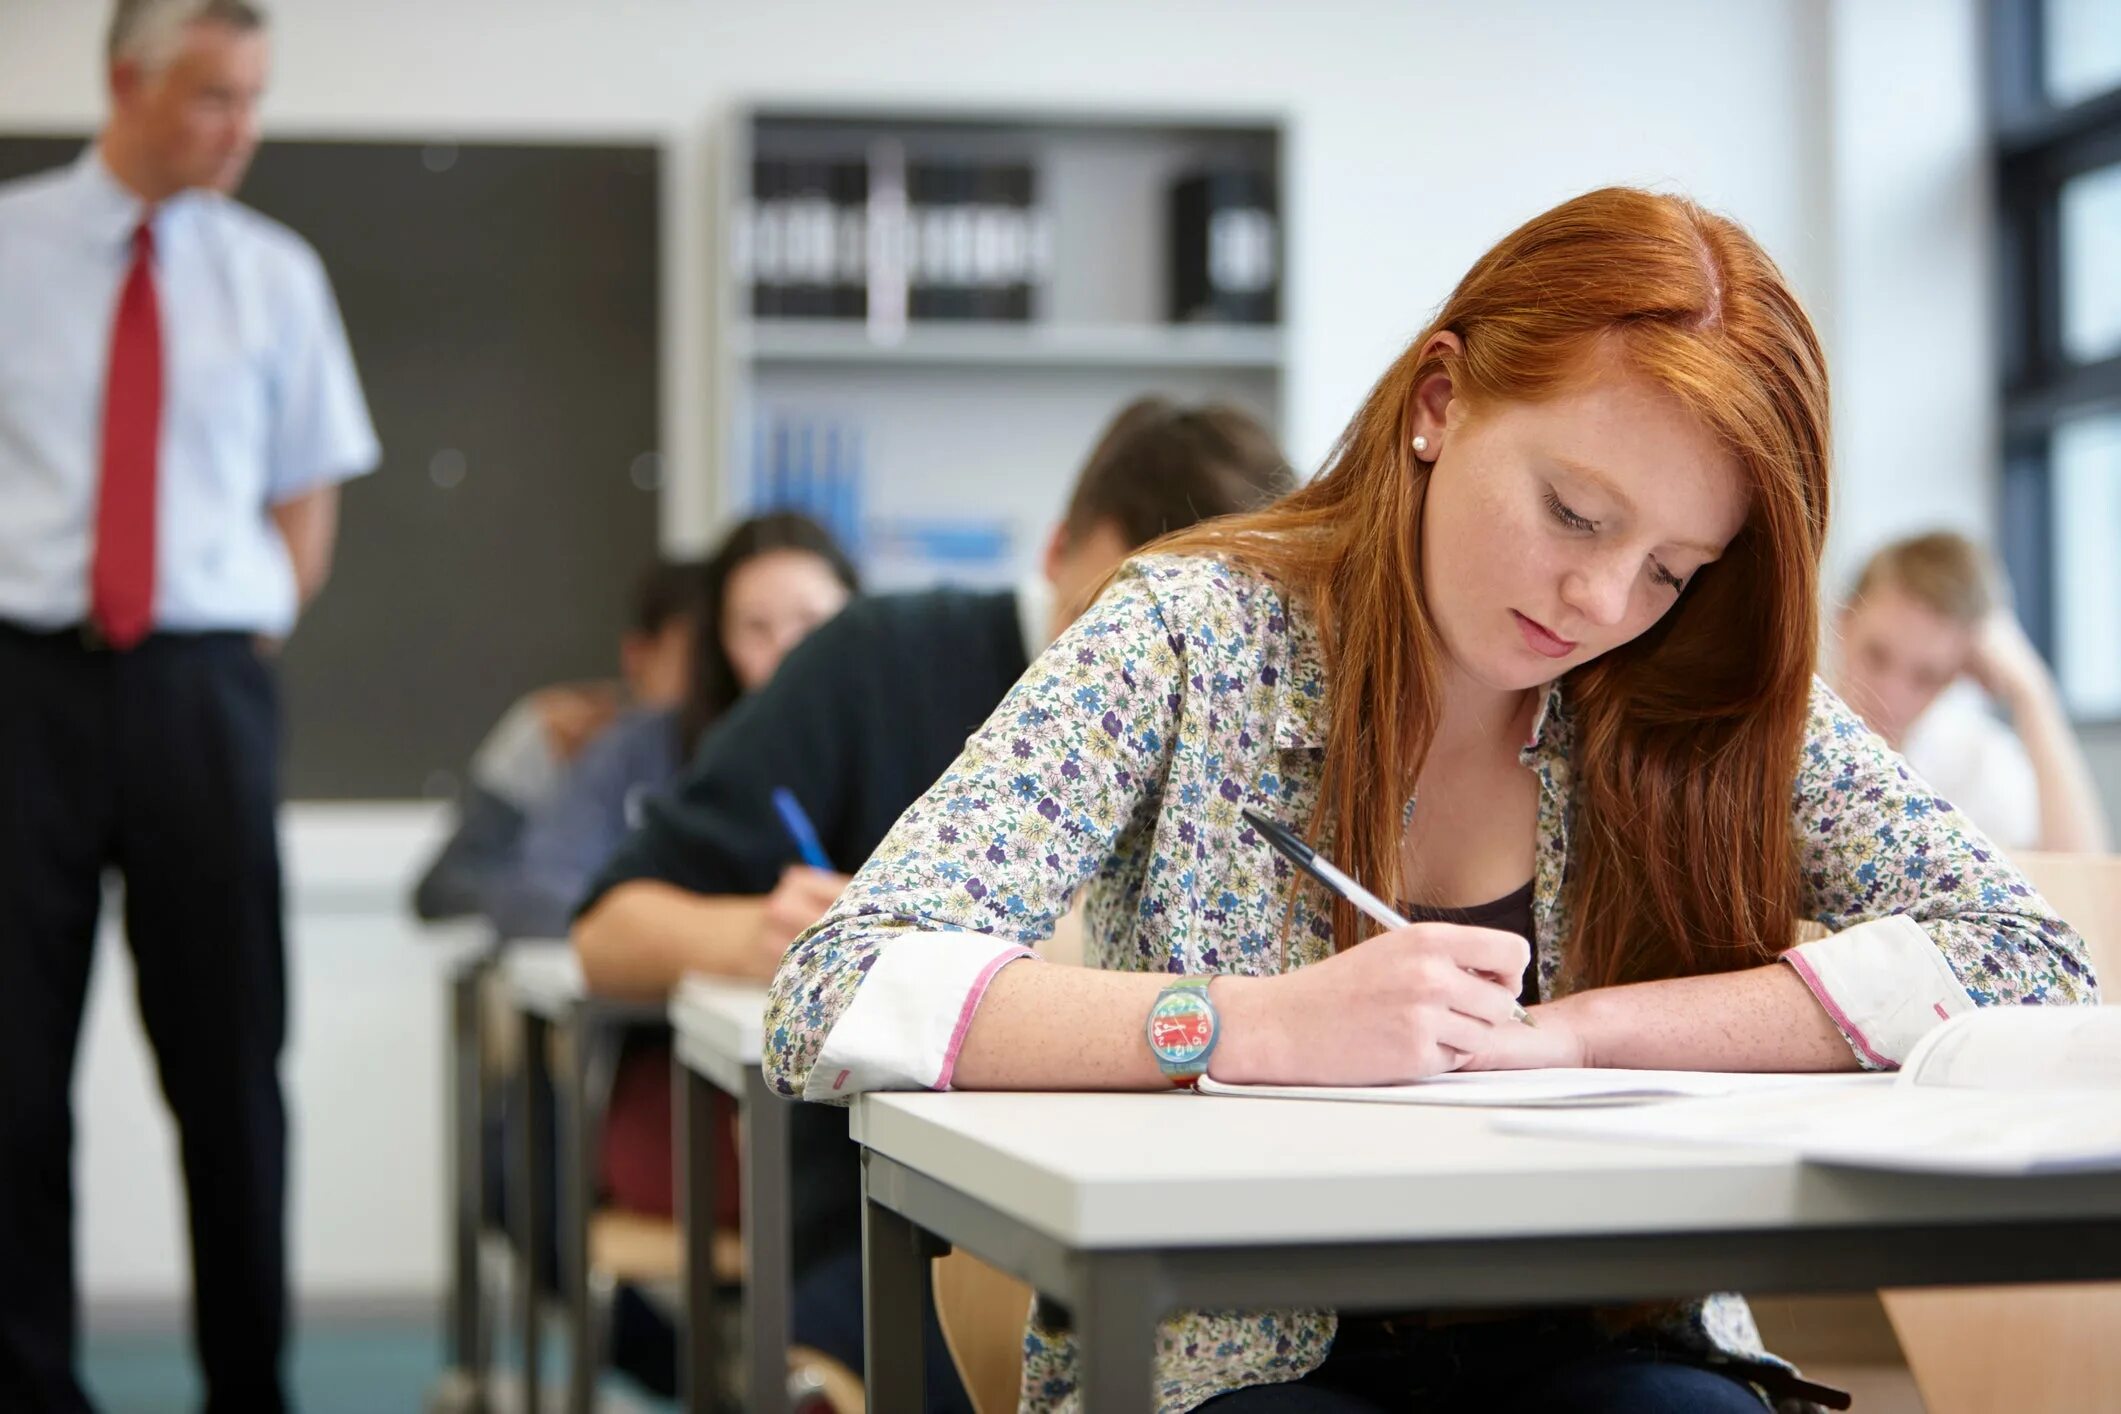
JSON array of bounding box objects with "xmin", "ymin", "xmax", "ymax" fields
[{"xmin": 1145, "ymin": 977, "xmax": 1219, "ymax": 1088}]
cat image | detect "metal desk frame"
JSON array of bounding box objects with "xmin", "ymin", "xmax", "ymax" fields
[{"xmin": 861, "ymin": 1144, "xmax": 2121, "ymax": 1411}]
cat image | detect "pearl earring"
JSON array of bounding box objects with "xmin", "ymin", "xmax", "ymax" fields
[{"xmin": 1412, "ymin": 435, "xmax": 1430, "ymax": 457}]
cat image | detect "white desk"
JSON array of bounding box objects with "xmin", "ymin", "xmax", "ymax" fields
[
  {"xmin": 854, "ymin": 1090, "xmax": 2121, "ymax": 1410},
  {"xmin": 503, "ymin": 940, "xmax": 586, "ymax": 1022},
  {"xmin": 501, "ymin": 939, "xmax": 663, "ymax": 1414},
  {"xmin": 670, "ymin": 976, "xmax": 765, "ymax": 1095},
  {"xmin": 668, "ymin": 978, "xmax": 787, "ymax": 1414}
]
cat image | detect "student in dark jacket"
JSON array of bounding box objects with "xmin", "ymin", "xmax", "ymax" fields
[{"xmin": 573, "ymin": 397, "xmax": 1296, "ymax": 1408}]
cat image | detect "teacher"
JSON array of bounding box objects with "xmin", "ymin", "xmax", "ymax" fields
[{"xmin": 0, "ymin": 2, "xmax": 377, "ymax": 1409}]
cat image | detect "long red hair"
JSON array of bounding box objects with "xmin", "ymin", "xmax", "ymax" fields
[{"xmin": 1154, "ymin": 187, "xmax": 1831, "ymax": 987}]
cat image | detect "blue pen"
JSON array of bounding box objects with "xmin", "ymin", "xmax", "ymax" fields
[{"xmin": 772, "ymin": 787, "xmax": 833, "ymax": 870}]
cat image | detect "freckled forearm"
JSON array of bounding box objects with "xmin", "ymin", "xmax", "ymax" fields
[
  {"xmin": 951, "ymin": 961, "xmax": 1172, "ymax": 1090},
  {"xmin": 1548, "ymin": 961, "xmax": 1860, "ymax": 1071}
]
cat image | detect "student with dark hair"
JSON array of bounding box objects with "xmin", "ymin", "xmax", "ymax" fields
[
  {"xmin": 488, "ymin": 513, "xmax": 858, "ymax": 942},
  {"xmin": 410, "ymin": 557, "xmax": 712, "ymax": 924},
  {"xmin": 572, "ymin": 397, "xmax": 1296, "ymax": 1408}
]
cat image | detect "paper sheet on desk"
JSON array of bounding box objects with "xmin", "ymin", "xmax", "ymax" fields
[
  {"xmin": 1195, "ymin": 1069, "xmax": 1885, "ymax": 1108},
  {"xmin": 1496, "ymin": 1083, "xmax": 2121, "ymax": 1173}
]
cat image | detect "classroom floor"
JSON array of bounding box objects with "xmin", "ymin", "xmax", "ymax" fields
[{"xmin": 83, "ymin": 1320, "xmax": 673, "ymax": 1414}]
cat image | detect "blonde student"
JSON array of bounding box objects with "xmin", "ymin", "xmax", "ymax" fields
[
  {"xmin": 764, "ymin": 188, "xmax": 2098, "ymax": 1413},
  {"xmin": 1831, "ymin": 529, "xmax": 2110, "ymax": 854}
]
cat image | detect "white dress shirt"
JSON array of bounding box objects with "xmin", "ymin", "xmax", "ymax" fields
[{"xmin": 0, "ymin": 146, "xmax": 379, "ymax": 636}]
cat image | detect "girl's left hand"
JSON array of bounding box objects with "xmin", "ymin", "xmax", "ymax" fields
[{"xmin": 1450, "ymin": 996, "xmax": 1592, "ymax": 1071}]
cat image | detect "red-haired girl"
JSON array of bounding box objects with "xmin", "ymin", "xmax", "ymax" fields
[{"xmin": 766, "ymin": 187, "xmax": 2096, "ymax": 1412}]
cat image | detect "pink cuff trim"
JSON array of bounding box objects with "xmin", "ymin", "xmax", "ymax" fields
[
  {"xmin": 934, "ymin": 946, "xmax": 1033, "ymax": 1091},
  {"xmin": 1783, "ymin": 951, "xmax": 1894, "ymax": 1070}
]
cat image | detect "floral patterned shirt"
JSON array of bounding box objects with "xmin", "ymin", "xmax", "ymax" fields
[{"xmin": 764, "ymin": 553, "xmax": 2099, "ymax": 1413}]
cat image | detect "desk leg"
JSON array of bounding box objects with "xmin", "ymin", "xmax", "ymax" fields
[
  {"xmin": 447, "ymin": 961, "xmax": 482, "ymax": 1381},
  {"xmin": 561, "ymin": 1009, "xmax": 598, "ymax": 1414},
  {"xmin": 862, "ymin": 1164, "xmax": 934, "ymax": 1412},
  {"xmin": 1073, "ymin": 1254, "xmax": 1163, "ymax": 1413},
  {"xmin": 742, "ymin": 1072, "xmax": 793, "ymax": 1414},
  {"xmin": 678, "ymin": 1058, "xmax": 721, "ymax": 1414},
  {"xmin": 517, "ymin": 1010, "xmax": 551, "ymax": 1412}
]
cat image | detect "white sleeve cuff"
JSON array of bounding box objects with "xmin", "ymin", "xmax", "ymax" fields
[
  {"xmin": 804, "ymin": 932, "xmax": 1034, "ymax": 1100},
  {"xmin": 1783, "ymin": 914, "xmax": 1977, "ymax": 1069}
]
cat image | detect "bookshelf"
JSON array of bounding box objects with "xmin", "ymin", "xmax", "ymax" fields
[
  {"xmin": 733, "ymin": 320, "xmax": 1286, "ymax": 371},
  {"xmin": 712, "ymin": 105, "xmax": 1288, "ymax": 591}
]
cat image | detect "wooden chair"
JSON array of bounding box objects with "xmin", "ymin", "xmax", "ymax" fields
[
  {"xmin": 934, "ymin": 1249, "xmax": 1036, "ymax": 1414},
  {"xmin": 588, "ymin": 1207, "xmax": 740, "ymax": 1287},
  {"xmin": 1878, "ymin": 850, "xmax": 2121, "ymax": 1414}
]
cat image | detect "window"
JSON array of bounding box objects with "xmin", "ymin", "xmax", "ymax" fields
[
  {"xmin": 1992, "ymin": 0, "xmax": 2121, "ymax": 719},
  {"xmin": 2051, "ymin": 413, "xmax": 2121, "ymax": 718},
  {"xmin": 2060, "ymin": 162, "xmax": 2121, "ymax": 363},
  {"xmin": 2045, "ymin": 0, "xmax": 2121, "ymax": 107}
]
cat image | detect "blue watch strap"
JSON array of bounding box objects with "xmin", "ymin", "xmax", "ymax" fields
[{"xmin": 1145, "ymin": 977, "xmax": 1219, "ymax": 1088}]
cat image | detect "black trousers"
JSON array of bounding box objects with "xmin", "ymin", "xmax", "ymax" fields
[{"xmin": 0, "ymin": 623, "xmax": 289, "ymax": 1414}]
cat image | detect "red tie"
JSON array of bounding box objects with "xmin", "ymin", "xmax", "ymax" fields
[{"xmin": 90, "ymin": 220, "xmax": 163, "ymax": 649}]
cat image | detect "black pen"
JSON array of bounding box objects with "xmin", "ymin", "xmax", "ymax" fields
[{"xmin": 1240, "ymin": 806, "xmax": 1533, "ymax": 1026}]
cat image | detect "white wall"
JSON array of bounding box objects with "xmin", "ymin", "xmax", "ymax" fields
[
  {"xmin": 0, "ymin": 0, "xmax": 1836, "ymax": 538},
  {"xmin": 2, "ymin": 0, "xmax": 2000, "ymax": 1306},
  {"xmin": 1821, "ymin": 0, "xmax": 1995, "ymax": 592}
]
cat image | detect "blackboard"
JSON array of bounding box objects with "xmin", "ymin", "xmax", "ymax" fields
[{"xmin": 0, "ymin": 135, "xmax": 663, "ymax": 799}]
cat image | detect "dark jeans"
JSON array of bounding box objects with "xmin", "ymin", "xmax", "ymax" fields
[
  {"xmin": 0, "ymin": 625, "xmax": 289, "ymax": 1414},
  {"xmin": 1196, "ymin": 1312, "xmax": 1769, "ymax": 1414}
]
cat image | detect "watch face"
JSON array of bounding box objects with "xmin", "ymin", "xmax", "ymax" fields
[{"xmin": 1147, "ymin": 989, "xmax": 1215, "ymax": 1065}]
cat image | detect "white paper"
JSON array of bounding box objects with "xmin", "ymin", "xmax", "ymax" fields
[
  {"xmin": 1196, "ymin": 1068, "xmax": 1879, "ymax": 1109},
  {"xmin": 1499, "ymin": 1082, "xmax": 2121, "ymax": 1174},
  {"xmin": 1900, "ymin": 1005, "xmax": 2121, "ymax": 1091}
]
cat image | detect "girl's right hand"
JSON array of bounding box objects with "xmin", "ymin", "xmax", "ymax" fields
[{"xmin": 1206, "ymin": 923, "xmax": 1531, "ymax": 1086}]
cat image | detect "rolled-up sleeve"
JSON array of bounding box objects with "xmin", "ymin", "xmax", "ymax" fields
[
  {"xmin": 764, "ymin": 561, "xmax": 1185, "ymax": 1101},
  {"xmin": 1784, "ymin": 680, "xmax": 2099, "ymax": 1068},
  {"xmin": 804, "ymin": 932, "xmax": 1035, "ymax": 1098}
]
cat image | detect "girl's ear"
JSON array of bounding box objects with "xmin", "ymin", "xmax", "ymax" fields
[{"xmin": 1408, "ymin": 330, "xmax": 1464, "ymax": 462}]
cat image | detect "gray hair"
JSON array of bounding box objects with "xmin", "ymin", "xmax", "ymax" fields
[{"xmin": 108, "ymin": 0, "xmax": 266, "ymax": 70}]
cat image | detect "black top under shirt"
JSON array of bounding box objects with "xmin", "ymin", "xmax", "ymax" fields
[
  {"xmin": 1400, "ymin": 881, "xmax": 1540, "ymax": 1008},
  {"xmin": 578, "ymin": 586, "xmax": 1032, "ymax": 1276}
]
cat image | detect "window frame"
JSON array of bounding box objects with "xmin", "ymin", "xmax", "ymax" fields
[{"xmin": 1990, "ymin": 0, "xmax": 2121, "ymax": 719}]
